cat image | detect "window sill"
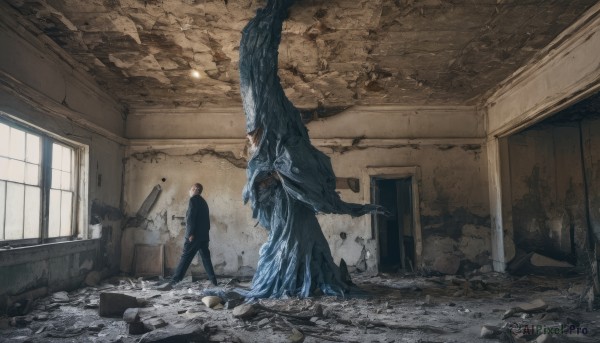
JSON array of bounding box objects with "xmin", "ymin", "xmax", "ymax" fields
[{"xmin": 0, "ymin": 239, "xmax": 101, "ymax": 268}]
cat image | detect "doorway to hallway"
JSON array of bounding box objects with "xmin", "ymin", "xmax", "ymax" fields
[{"xmin": 372, "ymin": 177, "xmax": 415, "ymax": 273}]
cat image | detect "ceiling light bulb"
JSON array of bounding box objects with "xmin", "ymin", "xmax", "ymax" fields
[{"xmin": 191, "ymin": 70, "xmax": 201, "ymax": 79}]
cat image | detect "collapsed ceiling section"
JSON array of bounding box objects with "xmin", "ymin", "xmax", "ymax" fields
[{"xmin": 7, "ymin": 0, "xmax": 598, "ymax": 110}]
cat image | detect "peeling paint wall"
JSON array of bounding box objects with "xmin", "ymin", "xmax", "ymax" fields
[
  {"xmin": 123, "ymin": 107, "xmax": 489, "ymax": 276},
  {"xmin": 507, "ymin": 125, "xmax": 589, "ymax": 265},
  {"xmin": 0, "ymin": 13, "xmax": 125, "ymax": 313},
  {"xmin": 582, "ymin": 118, "xmax": 600, "ymax": 242}
]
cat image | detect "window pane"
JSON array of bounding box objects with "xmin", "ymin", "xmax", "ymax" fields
[
  {"xmin": 26, "ymin": 134, "xmax": 40, "ymax": 164},
  {"xmin": 24, "ymin": 186, "xmax": 40, "ymax": 239},
  {"xmin": 0, "ymin": 157, "xmax": 8, "ymax": 180},
  {"xmin": 61, "ymin": 171, "xmax": 71, "ymax": 190},
  {"xmin": 48, "ymin": 189, "xmax": 61, "ymax": 238},
  {"xmin": 52, "ymin": 143, "xmax": 62, "ymax": 170},
  {"xmin": 8, "ymin": 159, "xmax": 25, "ymax": 183},
  {"xmin": 51, "ymin": 169, "xmax": 61, "ymax": 189},
  {"xmin": 61, "ymin": 146, "xmax": 71, "ymax": 172},
  {"xmin": 0, "ymin": 123, "xmax": 8, "ymax": 157},
  {"xmin": 60, "ymin": 191, "xmax": 72, "ymax": 237},
  {"xmin": 9, "ymin": 128, "xmax": 25, "ymax": 160},
  {"xmin": 5, "ymin": 182, "xmax": 24, "ymax": 240},
  {"xmin": 25, "ymin": 163, "xmax": 39, "ymax": 185},
  {"xmin": 0, "ymin": 181, "xmax": 5, "ymax": 240}
]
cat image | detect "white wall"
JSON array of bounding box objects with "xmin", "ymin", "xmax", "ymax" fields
[{"xmin": 0, "ymin": 5, "xmax": 126, "ymax": 313}]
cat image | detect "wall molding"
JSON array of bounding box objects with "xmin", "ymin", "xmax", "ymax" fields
[
  {"xmin": 0, "ymin": 70, "xmax": 128, "ymax": 145},
  {"xmin": 483, "ymin": 1, "xmax": 600, "ymax": 137},
  {"xmin": 128, "ymin": 138, "xmax": 486, "ymax": 150}
]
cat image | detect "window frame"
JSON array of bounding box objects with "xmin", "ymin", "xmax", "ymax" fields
[{"xmin": 0, "ymin": 116, "xmax": 84, "ymax": 247}]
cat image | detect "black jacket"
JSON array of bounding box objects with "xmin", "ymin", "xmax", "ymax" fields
[{"xmin": 185, "ymin": 195, "xmax": 210, "ymax": 241}]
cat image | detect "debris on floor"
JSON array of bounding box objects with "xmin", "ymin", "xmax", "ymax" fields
[{"xmin": 0, "ymin": 272, "xmax": 598, "ymax": 342}]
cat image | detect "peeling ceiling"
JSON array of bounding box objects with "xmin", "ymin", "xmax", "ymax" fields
[{"xmin": 7, "ymin": 0, "xmax": 598, "ymax": 111}]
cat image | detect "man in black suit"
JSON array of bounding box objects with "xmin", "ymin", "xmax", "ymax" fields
[{"xmin": 163, "ymin": 183, "xmax": 218, "ymax": 288}]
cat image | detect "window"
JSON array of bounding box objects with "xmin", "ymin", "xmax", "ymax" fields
[{"xmin": 0, "ymin": 119, "xmax": 80, "ymax": 244}]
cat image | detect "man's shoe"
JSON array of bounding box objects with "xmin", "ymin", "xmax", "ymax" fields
[
  {"xmin": 157, "ymin": 281, "xmax": 176, "ymax": 291},
  {"xmin": 210, "ymin": 278, "xmax": 218, "ymax": 286}
]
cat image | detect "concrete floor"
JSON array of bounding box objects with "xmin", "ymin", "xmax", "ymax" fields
[{"xmin": 0, "ymin": 272, "xmax": 598, "ymax": 343}]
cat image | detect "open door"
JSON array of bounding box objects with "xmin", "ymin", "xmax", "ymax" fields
[{"xmin": 372, "ymin": 177, "xmax": 415, "ymax": 272}]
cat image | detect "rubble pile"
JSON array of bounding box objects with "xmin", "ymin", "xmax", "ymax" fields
[{"xmin": 0, "ymin": 273, "xmax": 598, "ymax": 343}]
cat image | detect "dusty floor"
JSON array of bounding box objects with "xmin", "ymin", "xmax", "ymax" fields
[{"xmin": 1, "ymin": 272, "xmax": 599, "ymax": 343}]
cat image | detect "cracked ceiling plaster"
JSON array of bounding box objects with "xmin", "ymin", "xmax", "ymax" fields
[{"xmin": 7, "ymin": 0, "xmax": 598, "ymax": 111}]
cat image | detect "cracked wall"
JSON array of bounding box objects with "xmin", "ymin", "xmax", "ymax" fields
[
  {"xmin": 123, "ymin": 107, "xmax": 490, "ymax": 276},
  {"xmin": 506, "ymin": 113, "xmax": 600, "ymax": 268}
]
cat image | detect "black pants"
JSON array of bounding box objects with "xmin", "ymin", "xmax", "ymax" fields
[{"xmin": 172, "ymin": 239, "xmax": 217, "ymax": 283}]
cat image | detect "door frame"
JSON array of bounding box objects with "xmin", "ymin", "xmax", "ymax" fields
[{"xmin": 362, "ymin": 166, "xmax": 423, "ymax": 270}]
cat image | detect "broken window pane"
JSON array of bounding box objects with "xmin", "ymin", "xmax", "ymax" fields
[
  {"xmin": 25, "ymin": 163, "xmax": 39, "ymax": 185},
  {"xmin": 0, "ymin": 181, "xmax": 5, "ymax": 240},
  {"xmin": 8, "ymin": 159, "xmax": 25, "ymax": 183},
  {"xmin": 9, "ymin": 128, "xmax": 25, "ymax": 160},
  {"xmin": 48, "ymin": 189, "xmax": 61, "ymax": 238},
  {"xmin": 5, "ymin": 182, "xmax": 24, "ymax": 240},
  {"xmin": 0, "ymin": 123, "xmax": 8, "ymax": 157},
  {"xmin": 60, "ymin": 191, "xmax": 72, "ymax": 237},
  {"xmin": 24, "ymin": 186, "xmax": 40, "ymax": 239},
  {"xmin": 26, "ymin": 134, "xmax": 40, "ymax": 164}
]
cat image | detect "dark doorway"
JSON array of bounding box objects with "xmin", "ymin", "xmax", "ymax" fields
[{"xmin": 372, "ymin": 177, "xmax": 415, "ymax": 272}]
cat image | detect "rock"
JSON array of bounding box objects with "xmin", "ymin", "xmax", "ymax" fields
[
  {"xmin": 257, "ymin": 318, "xmax": 270, "ymax": 327},
  {"xmin": 288, "ymin": 328, "xmax": 304, "ymax": 343},
  {"xmin": 530, "ymin": 254, "xmax": 573, "ymax": 268},
  {"xmin": 143, "ymin": 317, "xmax": 168, "ymax": 330},
  {"xmin": 85, "ymin": 271, "xmax": 102, "ymax": 286},
  {"xmin": 536, "ymin": 334, "xmax": 556, "ymax": 343},
  {"xmin": 129, "ymin": 321, "xmax": 150, "ymax": 335},
  {"xmin": 480, "ymin": 325, "xmax": 501, "ymax": 338},
  {"xmin": 232, "ymin": 304, "xmax": 256, "ymax": 319},
  {"xmin": 139, "ymin": 325, "xmax": 208, "ymax": 342},
  {"xmin": 88, "ymin": 321, "xmax": 105, "ymax": 332},
  {"xmin": 51, "ymin": 291, "xmax": 70, "ymax": 303},
  {"xmin": 99, "ymin": 292, "xmax": 139, "ymax": 317},
  {"xmin": 432, "ymin": 254, "xmax": 460, "ymax": 275},
  {"xmin": 520, "ymin": 299, "xmax": 547, "ymax": 312},
  {"xmin": 452, "ymin": 290, "xmax": 464, "ymax": 297},
  {"xmin": 33, "ymin": 314, "xmax": 48, "ymax": 321},
  {"xmin": 502, "ymin": 299, "xmax": 547, "ymax": 319},
  {"xmin": 225, "ymin": 298, "xmax": 244, "ymax": 309},
  {"xmin": 85, "ymin": 300, "xmax": 99, "ymax": 309},
  {"xmin": 202, "ymin": 296, "xmax": 222, "ymax": 308},
  {"xmin": 540, "ymin": 312, "xmax": 560, "ymax": 321},
  {"xmin": 479, "ymin": 264, "xmax": 493, "ymax": 273},
  {"xmin": 123, "ymin": 308, "xmax": 140, "ymax": 323}
]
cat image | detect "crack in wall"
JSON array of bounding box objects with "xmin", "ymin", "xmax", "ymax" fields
[{"xmin": 129, "ymin": 148, "xmax": 247, "ymax": 168}]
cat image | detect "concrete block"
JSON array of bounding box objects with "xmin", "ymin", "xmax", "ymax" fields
[
  {"xmin": 232, "ymin": 304, "xmax": 256, "ymax": 319},
  {"xmin": 123, "ymin": 308, "xmax": 140, "ymax": 323},
  {"xmin": 99, "ymin": 292, "xmax": 139, "ymax": 317}
]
